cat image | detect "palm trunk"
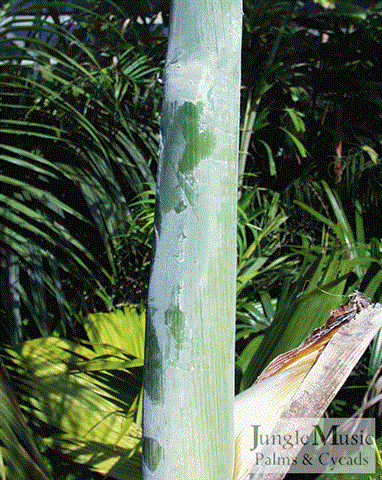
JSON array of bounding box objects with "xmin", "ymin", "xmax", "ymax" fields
[{"xmin": 142, "ymin": 1, "xmax": 242, "ymax": 479}]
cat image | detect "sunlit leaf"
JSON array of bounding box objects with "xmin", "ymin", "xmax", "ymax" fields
[
  {"xmin": 361, "ymin": 145, "xmax": 379, "ymax": 164},
  {"xmin": 3, "ymin": 304, "xmax": 145, "ymax": 479},
  {"xmin": 313, "ymin": 0, "xmax": 335, "ymax": 9},
  {"xmin": 284, "ymin": 107, "xmax": 306, "ymax": 133},
  {"xmin": 279, "ymin": 127, "xmax": 307, "ymax": 158}
]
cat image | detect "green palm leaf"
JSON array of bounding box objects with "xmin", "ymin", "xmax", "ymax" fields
[
  {"xmin": 2, "ymin": 304, "xmax": 145, "ymax": 479},
  {"xmin": 0, "ymin": 0, "xmax": 161, "ymax": 335},
  {"xmin": 240, "ymin": 249, "xmax": 355, "ymax": 390},
  {"xmin": 0, "ymin": 362, "xmax": 53, "ymax": 480}
]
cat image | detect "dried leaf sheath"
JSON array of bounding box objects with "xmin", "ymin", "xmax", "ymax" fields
[
  {"xmin": 256, "ymin": 293, "xmax": 372, "ymax": 383},
  {"xmin": 234, "ymin": 292, "xmax": 375, "ymax": 480}
]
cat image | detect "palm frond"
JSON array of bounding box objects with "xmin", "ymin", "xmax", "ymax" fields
[
  {"xmin": 0, "ymin": 0, "xmax": 161, "ymax": 335},
  {"xmin": 0, "ymin": 361, "xmax": 53, "ymax": 480},
  {"xmin": 1, "ymin": 303, "xmax": 145, "ymax": 479}
]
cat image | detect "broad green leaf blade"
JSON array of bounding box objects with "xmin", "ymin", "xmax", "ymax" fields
[
  {"xmin": 322, "ymin": 181, "xmax": 356, "ymax": 254},
  {"xmin": 240, "ymin": 250, "xmax": 352, "ymax": 390},
  {"xmin": 84, "ymin": 304, "xmax": 145, "ymax": 361},
  {"xmin": 236, "ymin": 335, "xmax": 265, "ymax": 374},
  {"xmin": 0, "ymin": 362, "xmax": 53, "ymax": 480},
  {"xmin": 258, "ymin": 139, "xmax": 276, "ymax": 176},
  {"xmin": 4, "ymin": 332, "xmax": 143, "ymax": 480},
  {"xmin": 279, "ymin": 127, "xmax": 307, "ymax": 157},
  {"xmin": 295, "ymin": 200, "xmax": 344, "ymax": 240},
  {"xmin": 284, "ymin": 107, "xmax": 306, "ymax": 133}
]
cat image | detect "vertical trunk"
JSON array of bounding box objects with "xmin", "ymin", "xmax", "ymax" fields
[{"xmin": 142, "ymin": 1, "xmax": 242, "ymax": 479}]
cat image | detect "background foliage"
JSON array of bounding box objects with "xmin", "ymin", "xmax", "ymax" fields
[{"xmin": 0, "ymin": 0, "xmax": 381, "ymax": 478}]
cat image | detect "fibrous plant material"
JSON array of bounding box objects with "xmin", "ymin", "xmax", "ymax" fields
[{"xmin": 234, "ymin": 294, "xmax": 381, "ymax": 480}]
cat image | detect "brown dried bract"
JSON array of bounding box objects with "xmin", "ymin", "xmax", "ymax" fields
[{"xmin": 256, "ymin": 292, "xmax": 372, "ymax": 383}]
